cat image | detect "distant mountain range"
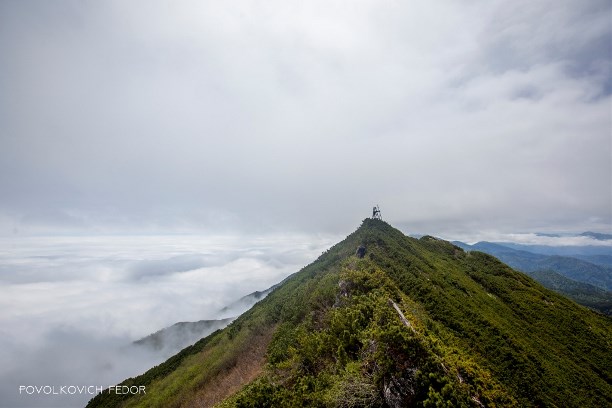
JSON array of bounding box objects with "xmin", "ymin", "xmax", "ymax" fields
[
  {"xmin": 133, "ymin": 318, "xmax": 234, "ymax": 354},
  {"xmin": 217, "ymin": 285, "xmax": 277, "ymax": 318},
  {"xmin": 133, "ymin": 286, "xmax": 276, "ymax": 354},
  {"xmin": 580, "ymin": 231, "xmax": 612, "ymax": 241},
  {"xmin": 453, "ymin": 241, "xmax": 612, "ymax": 315},
  {"xmin": 534, "ymin": 231, "xmax": 612, "ymax": 241},
  {"xmin": 499, "ymin": 242, "xmax": 612, "ymax": 259}
]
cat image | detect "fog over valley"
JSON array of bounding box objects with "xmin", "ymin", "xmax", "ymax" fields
[{"xmin": 0, "ymin": 234, "xmax": 337, "ymax": 407}]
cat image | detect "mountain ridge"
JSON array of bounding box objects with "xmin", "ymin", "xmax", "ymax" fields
[{"xmin": 88, "ymin": 219, "xmax": 612, "ymax": 408}]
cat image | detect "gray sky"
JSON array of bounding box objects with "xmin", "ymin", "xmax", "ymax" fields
[{"xmin": 1, "ymin": 0, "xmax": 610, "ymax": 237}]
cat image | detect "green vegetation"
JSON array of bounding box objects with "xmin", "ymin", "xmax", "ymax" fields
[
  {"xmin": 461, "ymin": 241, "xmax": 612, "ymax": 291},
  {"xmin": 88, "ymin": 219, "xmax": 612, "ymax": 408},
  {"xmin": 222, "ymin": 259, "xmax": 514, "ymax": 407},
  {"xmin": 528, "ymin": 269, "xmax": 612, "ymax": 315},
  {"xmin": 455, "ymin": 241, "xmax": 612, "ymax": 315}
]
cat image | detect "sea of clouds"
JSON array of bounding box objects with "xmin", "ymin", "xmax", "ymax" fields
[{"xmin": 0, "ymin": 233, "xmax": 337, "ymax": 407}]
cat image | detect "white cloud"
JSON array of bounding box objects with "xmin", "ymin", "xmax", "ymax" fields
[
  {"xmin": 0, "ymin": 233, "xmax": 337, "ymax": 407},
  {"xmin": 441, "ymin": 231, "xmax": 612, "ymax": 247}
]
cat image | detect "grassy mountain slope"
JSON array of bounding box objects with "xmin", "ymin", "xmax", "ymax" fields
[
  {"xmin": 453, "ymin": 242, "xmax": 612, "ymax": 315},
  {"xmin": 455, "ymin": 241, "xmax": 612, "ymax": 291},
  {"xmin": 527, "ymin": 270, "xmax": 612, "ymax": 316},
  {"xmin": 88, "ymin": 219, "xmax": 612, "ymax": 408}
]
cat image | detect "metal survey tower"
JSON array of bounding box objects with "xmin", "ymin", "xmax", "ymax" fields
[{"xmin": 372, "ymin": 205, "xmax": 382, "ymax": 220}]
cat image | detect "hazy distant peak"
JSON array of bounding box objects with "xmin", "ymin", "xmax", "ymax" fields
[{"xmin": 580, "ymin": 231, "xmax": 612, "ymax": 241}]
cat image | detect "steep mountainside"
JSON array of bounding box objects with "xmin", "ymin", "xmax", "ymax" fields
[
  {"xmin": 88, "ymin": 219, "xmax": 612, "ymax": 408},
  {"xmin": 527, "ymin": 270, "xmax": 612, "ymax": 315},
  {"xmin": 455, "ymin": 241, "xmax": 612, "ymax": 291},
  {"xmin": 453, "ymin": 242, "xmax": 612, "ymax": 315}
]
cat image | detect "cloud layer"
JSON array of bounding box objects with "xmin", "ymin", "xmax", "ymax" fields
[
  {"xmin": 0, "ymin": 233, "xmax": 337, "ymax": 407},
  {"xmin": 0, "ymin": 0, "xmax": 610, "ymax": 236}
]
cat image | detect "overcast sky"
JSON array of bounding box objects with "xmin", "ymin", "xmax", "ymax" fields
[{"xmin": 0, "ymin": 0, "xmax": 610, "ymax": 238}]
